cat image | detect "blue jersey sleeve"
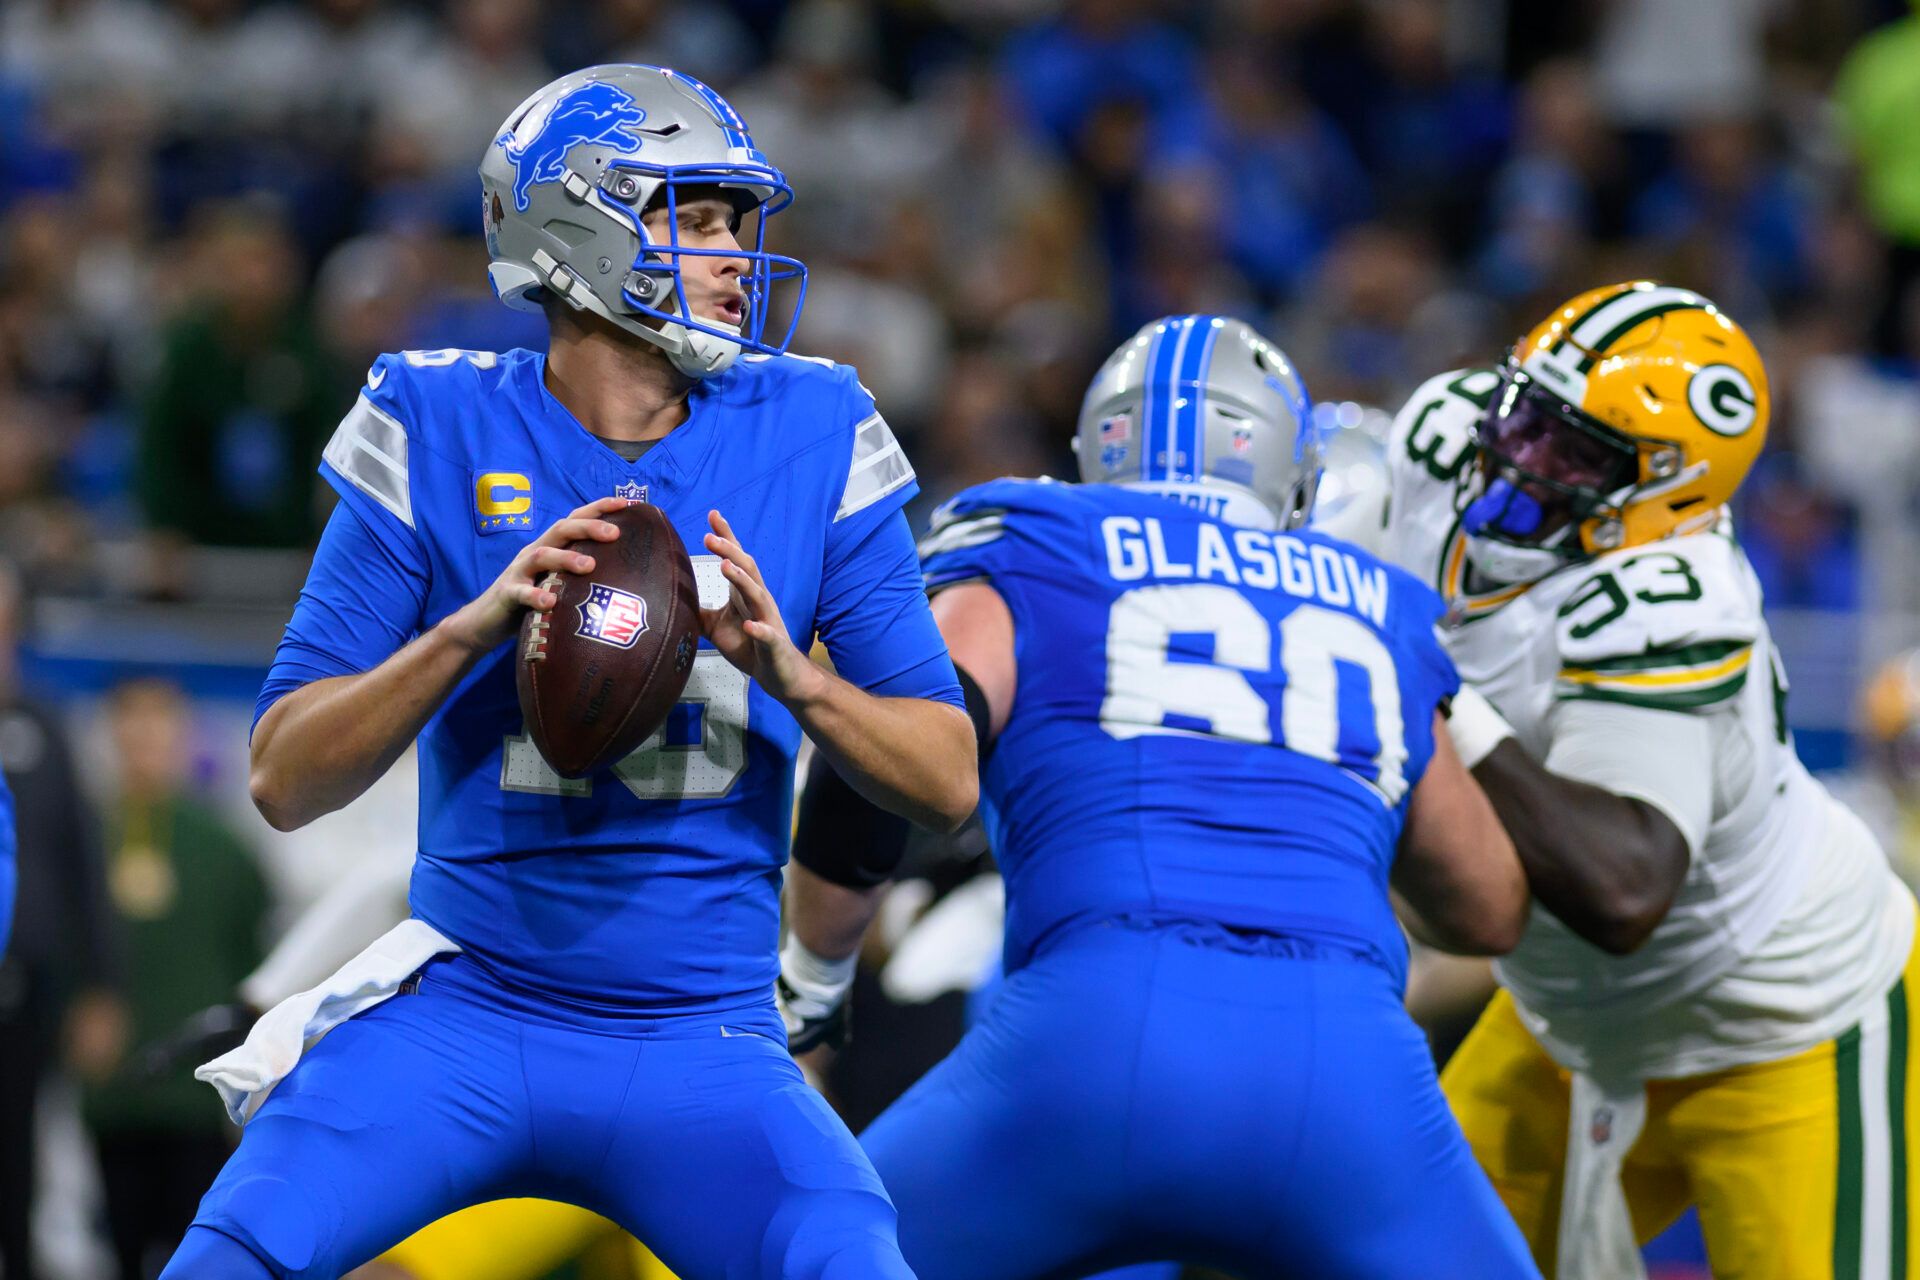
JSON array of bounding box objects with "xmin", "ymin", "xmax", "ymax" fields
[
  {"xmin": 820, "ymin": 375, "xmax": 919, "ymax": 551},
  {"xmin": 254, "ymin": 498, "xmax": 431, "ymax": 729},
  {"xmin": 319, "ymin": 355, "xmax": 425, "ymax": 544},
  {"xmin": 817, "ymin": 510, "xmax": 963, "ymax": 706},
  {"xmin": 809, "ymin": 371, "xmax": 958, "ymax": 705}
]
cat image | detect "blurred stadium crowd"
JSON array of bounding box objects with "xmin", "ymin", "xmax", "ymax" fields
[{"xmin": 5, "ymin": 0, "xmax": 1920, "ymax": 1276}]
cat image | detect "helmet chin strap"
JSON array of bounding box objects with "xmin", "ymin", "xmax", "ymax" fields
[
  {"xmin": 1463, "ymin": 534, "xmax": 1566, "ymax": 586},
  {"xmin": 561, "ymin": 267, "xmax": 745, "ymax": 378}
]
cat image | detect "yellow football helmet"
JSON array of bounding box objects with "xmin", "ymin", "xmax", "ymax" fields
[
  {"xmin": 1463, "ymin": 281, "xmax": 1770, "ymax": 578},
  {"xmin": 1864, "ymin": 649, "xmax": 1920, "ymax": 789}
]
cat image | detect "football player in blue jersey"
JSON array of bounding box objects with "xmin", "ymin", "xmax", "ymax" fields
[
  {"xmin": 160, "ymin": 65, "xmax": 975, "ymax": 1280},
  {"xmin": 793, "ymin": 316, "xmax": 1541, "ymax": 1278}
]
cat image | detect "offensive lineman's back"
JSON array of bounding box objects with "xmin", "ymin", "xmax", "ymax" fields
[
  {"xmin": 921, "ymin": 476, "xmax": 1456, "ymax": 982},
  {"xmin": 859, "ymin": 316, "xmax": 1538, "ymax": 1280}
]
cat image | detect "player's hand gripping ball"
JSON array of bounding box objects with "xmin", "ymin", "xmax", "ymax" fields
[{"xmin": 517, "ymin": 503, "xmax": 701, "ymax": 778}]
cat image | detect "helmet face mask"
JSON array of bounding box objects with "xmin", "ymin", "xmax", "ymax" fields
[
  {"xmin": 480, "ymin": 65, "xmax": 809, "ymax": 378},
  {"xmin": 1464, "ymin": 364, "xmax": 1640, "ymax": 559},
  {"xmin": 602, "ymin": 162, "xmax": 807, "ymax": 355}
]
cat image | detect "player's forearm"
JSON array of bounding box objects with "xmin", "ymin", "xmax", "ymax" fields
[
  {"xmin": 1471, "ymin": 740, "xmax": 1688, "ymax": 955},
  {"xmin": 785, "ymin": 673, "xmax": 977, "ymax": 833},
  {"xmin": 1393, "ymin": 718, "xmax": 1526, "ymax": 956},
  {"xmin": 249, "ymin": 621, "xmax": 482, "ymax": 831},
  {"xmin": 785, "ymin": 862, "xmax": 885, "ymax": 961}
]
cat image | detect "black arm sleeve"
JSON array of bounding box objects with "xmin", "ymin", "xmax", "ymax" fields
[{"xmin": 791, "ymin": 667, "xmax": 994, "ymax": 888}]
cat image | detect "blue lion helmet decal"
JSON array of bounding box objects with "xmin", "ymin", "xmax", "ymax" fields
[{"xmin": 499, "ymin": 82, "xmax": 647, "ymax": 212}]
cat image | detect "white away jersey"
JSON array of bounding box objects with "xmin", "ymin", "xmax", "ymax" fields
[{"xmin": 1376, "ymin": 367, "xmax": 1914, "ymax": 1079}]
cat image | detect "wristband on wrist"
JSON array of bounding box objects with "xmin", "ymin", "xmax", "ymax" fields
[
  {"xmin": 1446, "ymin": 685, "xmax": 1516, "ymax": 770},
  {"xmin": 778, "ymin": 937, "xmax": 857, "ymax": 1018}
]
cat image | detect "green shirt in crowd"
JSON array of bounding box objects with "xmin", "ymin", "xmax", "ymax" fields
[
  {"xmin": 85, "ymin": 795, "xmax": 268, "ymax": 1136},
  {"xmin": 1836, "ymin": 10, "xmax": 1920, "ymax": 246}
]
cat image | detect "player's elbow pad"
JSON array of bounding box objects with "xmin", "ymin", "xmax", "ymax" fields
[
  {"xmin": 792, "ymin": 748, "xmax": 913, "ymax": 888},
  {"xmin": 791, "ymin": 666, "xmax": 993, "ymax": 887}
]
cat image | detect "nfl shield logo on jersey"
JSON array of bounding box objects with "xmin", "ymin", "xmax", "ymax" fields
[
  {"xmin": 576, "ymin": 583, "xmax": 650, "ymax": 649},
  {"xmin": 613, "ymin": 480, "xmax": 647, "ymax": 502}
]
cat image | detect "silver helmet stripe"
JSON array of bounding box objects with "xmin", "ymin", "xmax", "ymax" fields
[
  {"xmin": 1185, "ymin": 317, "xmax": 1224, "ymax": 478},
  {"xmin": 1077, "ymin": 314, "xmax": 1315, "ymax": 528}
]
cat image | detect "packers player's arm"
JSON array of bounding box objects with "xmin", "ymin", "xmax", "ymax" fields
[
  {"xmin": 249, "ymin": 498, "xmax": 630, "ymax": 831},
  {"xmin": 1390, "ymin": 712, "xmax": 1528, "ymax": 956},
  {"xmin": 1450, "ymin": 687, "xmax": 1699, "ymax": 955}
]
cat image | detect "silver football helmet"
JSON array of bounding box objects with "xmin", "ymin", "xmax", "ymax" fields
[
  {"xmin": 479, "ymin": 64, "xmax": 806, "ymax": 378},
  {"xmin": 1306, "ymin": 400, "xmax": 1393, "ymax": 547},
  {"xmin": 1075, "ymin": 315, "xmax": 1319, "ymax": 527}
]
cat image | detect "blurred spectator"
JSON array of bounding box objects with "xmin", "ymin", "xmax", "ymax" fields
[
  {"xmin": 917, "ymin": 348, "xmax": 1053, "ymax": 512},
  {"xmin": 1338, "ymin": 0, "xmax": 1511, "ymax": 255},
  {"xmin": 0, "ymin": 0, "xmax": 178, "ymax": 144},
  {"xmin": 1592, "ymin": 0, "xmax": 1778, "ymax": 135},
  {"xmin": 0, "ymin": 563, "xmax": 116, "ymax": 1280},
  {"xmin": 366, "ymin": 0, "xmax": 550, "ymax": 221},
  {"xmin": 1477, "ymin": 59, "xmax": 1628, "ymax": 301},
  {"xmin": 1838, "ymin": 647, "xmax": 1920, "ymax": 884},
  {"xmin": 905, "ymin": 60, "xmax": 1099, "ymax": 337},
  {"xmin": 732, "ymin": 0, "xmax": 930, "ymax": 259},
  {"xmin": 546, "ymin": 0, "xmax": 756, "ymax": 90},
  {"xmin": 1834, "ymin": 3, "xmax": 1920, "ymax": 355},
  {"xmin": 797, "ymin": 262, "xmax": 952, "ymax": 430},
  {"xmin": 1182, "ymin": 44, "xmax": 1371, "ymax": 300},
  {"xmin": 1116, "ymin": 164, "xmax": 1260, "ymax": 335},
  {"xmin": 1629, "ymin": 118, "xmax": 1816, "ymax": 308},
  {"xmin": 137, "ymin": 200, "xmax": 342, "ymax": 550},
  {"xmin": 999, "ymin": 0, "xmax": 1206, "ymax": 154},
  {"xmin": 84, "ymin": 677, "xmax": 267, "ymax": 1280},
  {"xmin": 0, "ymin": 191, "xmax": 121, "ymax": 410},
  {"xmin": 1737, "ymin": 452, "xmax": 1863, "ymax": 611},
  {"xmin": 1271, "ymin": 220, "xmax": 1446, "ymax": 407},
  {"xmin": 226, "ymin": 0, "xmax": 435, "ymax": 143}
]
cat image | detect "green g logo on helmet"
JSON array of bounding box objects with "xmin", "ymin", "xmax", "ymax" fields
[{"xmin": 1688, "ymin": 364, "xmax": 1759, "ymax": 437}]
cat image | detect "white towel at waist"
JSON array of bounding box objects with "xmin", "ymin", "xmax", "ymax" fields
[
  {"xmin": 1556, "ymin": 1070, "xmax": 1649, "ymax": 1280},
  {"xmin": 195, "ymin": 918, "xmax": 460, "ymax": 1126}
]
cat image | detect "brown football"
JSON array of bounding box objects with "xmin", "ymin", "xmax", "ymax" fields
[{"xmin": 516, "ymin": 503, "xmax": 702, "ymax": 779}]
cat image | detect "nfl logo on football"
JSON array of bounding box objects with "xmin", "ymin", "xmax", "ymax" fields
[{"xmin": 576, "ymin": 583, "xmax": 650, "ymax": 649}]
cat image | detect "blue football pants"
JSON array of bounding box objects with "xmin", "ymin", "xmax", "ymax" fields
[
  {"xmin": 160, "ymin": 955, "xmax": 912, "ymax": 1280},
  {"xmin": 861, "ymin": 919, "xmax": 1539, "ymax": 1280}
]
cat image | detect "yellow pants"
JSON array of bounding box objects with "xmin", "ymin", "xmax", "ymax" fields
[
  {"xmin": 372, "ymin": 1199, "xmax": 676, "ymax": 1280},
  {"xmin": 1443, "ymin": 939, "xmax": 1920, "ymax": 1279}
]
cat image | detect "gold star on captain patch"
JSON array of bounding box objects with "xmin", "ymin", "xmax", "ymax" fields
[{"xmin": 518, "ymin": 516, "xmax": 532, "ymax": 525}]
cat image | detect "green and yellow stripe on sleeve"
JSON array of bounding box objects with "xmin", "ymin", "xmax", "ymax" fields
[{"xmin": 1555, "ymin": 639, "xmax": 1754, "ymax": 711}]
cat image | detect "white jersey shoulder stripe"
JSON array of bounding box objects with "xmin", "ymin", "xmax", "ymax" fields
[
  {"xmin": 918, "ymin": 512, "xmax": 1006, "ymax": 560},
  {"xmin": 836, "ymin": 412, "xmax": 915, "ymax": 521},
  {"xmin": 322, "ymin": 394, "xmax": 413, "ymax": 529}
]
